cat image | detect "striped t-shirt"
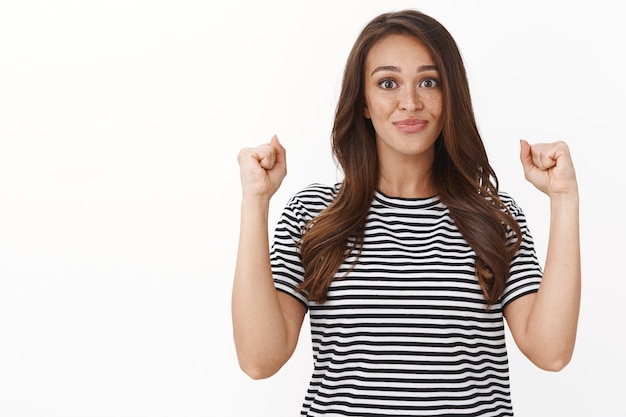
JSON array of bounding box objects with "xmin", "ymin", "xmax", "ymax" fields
[{"xmin": 271, "ymin": 183, "xmax": 542, "ymax": 417}]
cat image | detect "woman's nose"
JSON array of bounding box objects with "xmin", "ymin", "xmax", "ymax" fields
[{"xmin": 399, "ymin": 87, "xmax": 423, "ymax": 111}]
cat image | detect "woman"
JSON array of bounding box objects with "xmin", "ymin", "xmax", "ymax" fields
[{"xmin": 233, "ymin": 9, "xmax": 580, "ymax": 416}]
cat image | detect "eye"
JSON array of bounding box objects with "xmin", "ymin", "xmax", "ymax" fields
[
  {"xmin": 378, "ymin": 78, "xmax": 398, "ymax": 89},
  {"xmin": 419, "ymin": 77, "xmax": 439, "ymax": 88}
]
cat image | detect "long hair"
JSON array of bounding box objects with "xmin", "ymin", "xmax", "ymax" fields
[{"xmin": 297, "ymin": 9, "xmax": 521, "ymax": 306}]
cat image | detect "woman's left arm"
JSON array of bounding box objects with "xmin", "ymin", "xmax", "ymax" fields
[{"xmin": 504, "ymin": 139, "xmax": 581, "ymax": 371}]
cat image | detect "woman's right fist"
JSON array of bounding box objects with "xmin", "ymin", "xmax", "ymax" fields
[{"xmin": 237, "ymin": 135, "xmax": 287, "ymax": 200}]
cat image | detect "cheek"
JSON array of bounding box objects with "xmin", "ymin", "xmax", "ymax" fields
[
  {"xmin": 365, "ymin": 95, "xmax": 394, "ymax": 119},
  {"xmin": 425, "ymin": 94, "xmax": 443, "ymax": 117}
]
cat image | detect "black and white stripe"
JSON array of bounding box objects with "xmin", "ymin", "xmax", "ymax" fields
[{"xmin": 271, "ymin": 183, "xmax": 542, "ymax": 417}]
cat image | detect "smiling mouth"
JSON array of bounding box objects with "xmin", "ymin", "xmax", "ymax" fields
[{"xmin": 394, "ymin": 119, "xmax": 427, "ymax": 133}]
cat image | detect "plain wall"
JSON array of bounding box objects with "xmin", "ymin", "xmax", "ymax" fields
[{"xmin": 1, "ymin": 0, "xmax": 624, "ymax": 416}]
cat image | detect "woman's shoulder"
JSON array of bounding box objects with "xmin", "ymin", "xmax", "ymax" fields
[
  {"xmin": 497, "ymin": 190, "xmax": 525, "ymax": 218},
  {"xmin": 289, "ymin": 182, "xmax": 341, "ymax": 204},
  {"xmin": 278, "ymin": 183, "xmax": 340, "ymax": 217},
  {"xmin": 279, "ymin": 182, "xmax": 340, "ymax": 219}
]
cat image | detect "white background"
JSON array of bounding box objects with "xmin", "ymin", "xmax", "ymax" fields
[{"xmin": 1, "ymin": 1, "xmax": 624, "ymax": 416}]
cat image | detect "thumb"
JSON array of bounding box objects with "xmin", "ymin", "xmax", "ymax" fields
[
  {"xmin": 519, "ymin": 139, "xmax": 533, "ymax": 171},
  {"xmin": 271, "ymin": 135, "xmax": 287, "ymax": 169}
]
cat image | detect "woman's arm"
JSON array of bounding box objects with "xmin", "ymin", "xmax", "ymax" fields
[
  {"xmin": 505, "ymin": 140, "xmax": 581, "ymax": 371},
  {"xmin": 232, "ymin": 136, "xmax": 306, "ymax": 379}
]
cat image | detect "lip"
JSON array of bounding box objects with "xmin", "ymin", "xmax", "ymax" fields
[{"xmin": 393, "ymin": 118, "xmax": 427, "ymax": 133}]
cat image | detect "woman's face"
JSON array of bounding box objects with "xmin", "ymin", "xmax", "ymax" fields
[{"xmin": 364, "ymin": 34, "xmax": 444, "ymax": 165}]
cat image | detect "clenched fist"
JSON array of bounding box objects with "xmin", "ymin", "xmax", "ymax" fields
[
  {"xmin": 520, "ymin": 139, "xmax": 578, "ymax": 198},
  {"xmin": 237, "ymin": 135, "xmax": 287, "ymax": 201}
]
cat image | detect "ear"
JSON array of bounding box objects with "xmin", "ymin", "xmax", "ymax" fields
[{"xmin": 364, "ymin": 105, "xmax": 370, "ymax": 119}]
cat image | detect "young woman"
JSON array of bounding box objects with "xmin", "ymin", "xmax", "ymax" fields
[{"xmin": 233, "ymin": 9, "xmax": 580, "ymax": 416}]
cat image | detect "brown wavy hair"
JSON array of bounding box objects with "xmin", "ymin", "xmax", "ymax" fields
[{"xmin": 297, "ymin": 10, "xmax": 521, "ymax": 306}]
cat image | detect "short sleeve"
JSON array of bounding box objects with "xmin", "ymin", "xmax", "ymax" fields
[
  {"xmin": 499, "ymin": 192, "xmax": 543, "ymax": 308},
  {"xmin": 270, "ymin": 183, "xmax": 339, "ymax": 311}
]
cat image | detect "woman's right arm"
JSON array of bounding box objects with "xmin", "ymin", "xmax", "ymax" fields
[{"xmin": 232, "ymin": 136, "xmax": 306, "ymax": 380}]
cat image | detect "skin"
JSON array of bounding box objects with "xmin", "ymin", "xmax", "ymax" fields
[
  {"xmin": 232, "ymin": 34, "xmax": 580, "ymax": 379},
  {"xmin": 232, "ymin": 135, "xmax": 305, "ymax": 379},
  {"xmin": 364, "ymin": 34, "xmax": 443, "ymax": 198},
  {"xmin": 506, "ymin": 139, "xmax": 580, "ymax": 371}
]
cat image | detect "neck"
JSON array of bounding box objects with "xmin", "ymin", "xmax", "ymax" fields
[{"xmin": 378, "ymin": 164, "xmax": 436, "ymax": 198}]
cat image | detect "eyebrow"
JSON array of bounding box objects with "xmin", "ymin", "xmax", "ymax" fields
[{"xmin": 371, "ymin": 65, "xmax": 439, "ymax": 76}]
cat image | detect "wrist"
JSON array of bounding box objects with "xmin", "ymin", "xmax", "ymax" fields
[
  {"xmin": 549, "ymin": 189, "xmax": 579, "ymax": 211},
  {"xmin": 241, "ymin": 193, "xmax": 272, "ymax": 213}
]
